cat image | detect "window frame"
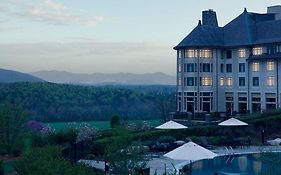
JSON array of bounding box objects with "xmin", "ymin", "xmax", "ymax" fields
[
  {"xmin": 226, "ymin": 64, "xmax": 232, "ymax": 73},
  {"xmin": 267, "ymin": 76, "xmax": 274, "ymax": 87},
  {"xmin": 226, "ymin": 77, "xmax": 233, "ymax": 86},
  {"xmin": 200, "ymin": 77, "xmax": 212, "ymax": 86},
  {"xmin": 239, "ymin": 77, "xmax": 246, "ymax": 87},
  {"xmin": 252, "ymin": 47, "xmax": 263, "ymax": 55},
  {"xmin": 238, "ymin": 48, "xmax": 246, "ymax": 58},
  {"xmin": 266, "ymin": 61, "xmax": 274, "ymax": 71},
  {"xmin": 252, "ymin": 62, "xmax": 260, "ymax": 72},
  {"xmin": 252, "ymin": 77, "xmax": 259, "ymax": 87},
  {"xmin": 239, "ymin": 63, "xmax": 245, "ymax": 72}
]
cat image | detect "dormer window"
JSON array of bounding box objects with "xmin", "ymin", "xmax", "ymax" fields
[{"xmin": 253, "ymin": 47, "xmax": 262, "ymax": 55}]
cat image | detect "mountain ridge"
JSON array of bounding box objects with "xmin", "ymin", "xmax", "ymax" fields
[
  {"xmin": 31, "ymin": 70, "xmax": 176, "ymax": 85},
  {"xmin": 0, "ymin": 68, "xmax": 45, "ymax": 83}
]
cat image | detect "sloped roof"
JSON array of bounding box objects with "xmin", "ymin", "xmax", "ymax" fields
[
  {"xmin": 223, "ymin": 11, "xmax": 256, "ymax": 46},
  {"xmin": 174, "ymin": 9, "xmax": 280, "ymax": 49},
  {"xmin": 175, "ymin": 23, "xmax": 224, "ymax": 49},
  {"xmin": 255, "ymin": 19, "xmax": 281, "ymax": 44}
]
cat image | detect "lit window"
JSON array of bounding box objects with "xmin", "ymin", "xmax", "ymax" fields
[
  {"xmin": 239, "ymin": 77, "xmax": 245, "ymax": 86},
  {"xmin": 277, "ymin": 45, "xmax": 281, "ymax": 53},
  {"xmin": 239, "ymin": 63, "xmax": 245, "ymax": 72},
  {"xmin": 252, "ymin": 62, "xmax": 259, "ymax": 72},
  {"xmin": 238, "ymin": 49, "xmax": 246, "ymax": 58},
  {"xmin": 178, "ymin": 63, "xmax": 181, "ymax": 72},
  {"xmin": 253, "ymin": 47, "xmax": 262, "ymax": 55},
  {"xmin": 178, "ymin": 77, "xmax": 182, "ymax": 86},
  {"xmin": 199, "ymin": 49, "xmax": 212, "ymax": 58},
  {"xmin": 201, "ymin": 77, "xmax": 212, "ymax": 86},
  {"xmin": 267, "ymin": 76, "xmax": 274, "ymax": 86},
  {"xmin": 267, "ymin": 61, "xmax": 274, "ymax": 71},
  {"xmin": 220, "ymin": 77, "xmax": 224, "ymax": 86},
  {"xmin": 252, "ymin": 77, "xmax": 259, "ymax": 86},
  {"xmin": 178, "ymin": 50, "xmax": 183, "ymax": 58},
  {"xmin": 226, "ymin": 77, "xmax": 233, "ymax": 86},
  {"xmin": 185, "ymin": 49, "xmax": 198, "ymax": 58}
]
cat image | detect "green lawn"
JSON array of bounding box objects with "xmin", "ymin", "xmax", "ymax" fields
[
  {"xmin": 46, "ymin": 120, "xmax": 161, "ymax": 131},
  {"xmin": 3, "ymin": 161, "xmax": 14, "ymax": 174}
]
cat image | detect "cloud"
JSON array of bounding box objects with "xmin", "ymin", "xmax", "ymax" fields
[
  {"xmin": 44, "ymin": 0, "xmax": 65, "ymax": 11},
  {"xmin": 7, "ymin": 0, "xmax": 104, "ymax": 28},
  {"xmin": 0, "ymin": 26, "xmax": 21, "ymax": 32}
]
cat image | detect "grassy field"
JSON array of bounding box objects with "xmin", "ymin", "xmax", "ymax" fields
[
  {"xmin": 3, "ymin": 161, "xmax": 14, "ymax": 174},
  {"xmin": 46, "ymin": 119, "xmax": 162, "ymax": 131}
]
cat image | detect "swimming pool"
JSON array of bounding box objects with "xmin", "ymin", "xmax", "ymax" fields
[{"xmin": 188, "ymin": 152, "xmax": 281, "ymax": 175}]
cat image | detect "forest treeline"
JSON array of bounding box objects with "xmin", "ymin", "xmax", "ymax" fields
[{"xmin": 0, "ymin": 82, "xmax": 176, "ymax": 122}]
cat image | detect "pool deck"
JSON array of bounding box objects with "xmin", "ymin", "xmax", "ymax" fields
[
  {"xmin": 147, "ymin": 145, "xmax": 281, "ymax": 175},
  {"xmin": 213, "ymin": 145, "xmax": 281, "ymax": 156},
  {"xmin": 79, "ymin": 145, "xmax": 281, "ymax": 175}
]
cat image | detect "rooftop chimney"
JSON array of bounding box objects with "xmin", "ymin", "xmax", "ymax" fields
[
  {"xmin": 202, "ymin": 9, "xmax": 218, "ymax": 27},
  {"xmin": 267, "ymin": 5, "xmax": 281, "ymax": 20}
]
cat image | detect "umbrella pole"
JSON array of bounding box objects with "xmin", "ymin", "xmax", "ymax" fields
[{"xmin": 190, "ymin": 160, "xmax": 192, "ymax": 175}]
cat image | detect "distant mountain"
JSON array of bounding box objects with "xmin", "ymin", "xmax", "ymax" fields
[
  {"xmin": 31, "ymin": 70, "xmax": 176, "ymax": 85},
  {"xmin": 0, "ymin": 68, "xmax": 45, "ymax": 83}
]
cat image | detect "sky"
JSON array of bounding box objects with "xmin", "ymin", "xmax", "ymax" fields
[{"xmin": 0, "ymin": 0, "xmax": 280, "ymax": 75}]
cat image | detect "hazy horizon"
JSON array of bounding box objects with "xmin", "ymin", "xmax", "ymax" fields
[
  {"xmin": 1, "ymin": 0, "xmax": 280, "ymax": 75},
  {"xmin": 30, "ymin": 69, "xmax": 176, "ymax": 76}
]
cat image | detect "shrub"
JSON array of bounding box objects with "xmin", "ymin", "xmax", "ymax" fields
[
  {"xmin": 110, "ymin": 115, "xmax": 120, "ymax": 128},
  {"xmin": 76, "ymin": 123, "xmax": 100, "ymax": 143},
  {"xmin": 156, "ymin": 136, "xmax": 176, "ymax": 144},
  {"xmin": 14, "ymin": 146, "xmax": 98, "ymax": 175},
  {"xmin": 0, "ymin": 161, "xmax": 3, "ymax": 175},
  {"xmin": 47, "ymin": 128, "xmax": 78, "ymax": 145},
  {"xmin": 208, "ymin": 136, "xmax": 223, "ymax": 145}
]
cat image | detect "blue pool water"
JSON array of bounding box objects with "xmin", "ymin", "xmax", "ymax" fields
[{"xmin": 190, "ymin": 153, "xmax": 281, "ymax": 175}]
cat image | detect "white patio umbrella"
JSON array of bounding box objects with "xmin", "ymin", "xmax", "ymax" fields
[
  {"xmin": 164, "ymin": 141, "xmax": 217, "ymax": 161},
  {"xmin": 218, "ymin": 117, "xmax": 248, "ymax": 126},
  {"xmin": 267, "ymin": 138, "xmax": 281, "ymax": 146},
  {"xmin": 155, "ymin": 120, "xmax": 187, "ymax": 130},
  {"xmin": 163, "ymin": 141, "xmax": 217, "ymax": 173}
]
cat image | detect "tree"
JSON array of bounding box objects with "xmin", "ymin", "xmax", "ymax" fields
[
  {"xmin": 155, "ymin": 93, "xmax": 176, "ymax": 122},
  {"xmin": 110, "ymin": 115, "xmax": 121, "ymax": 128},
  {"xmin": 0, "ymin": 161, "xmax": 3, "ymax": 175},
  {"xmin": 105, "ymin": 128, "xmax": 147, "ymax": 175},
  {"xmin": 14, "ymin": 146, "xmax": 98, "ymax": 175},
  {"xmin": 0, "ymin": 103, "xmax": 26, "ymax": 155}
]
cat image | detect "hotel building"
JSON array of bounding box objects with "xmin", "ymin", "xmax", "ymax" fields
[{"xmin": 175, "ymin": 6, "xmax": 281, "ymax": 114}]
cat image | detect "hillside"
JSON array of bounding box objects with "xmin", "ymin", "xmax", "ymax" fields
[
  {"xmin": 31, "ymin": 70, "xmax": 176, "ymax": 85},
  {"xmin": 0, "ymin": 82, "xmax": 175, "ymax": 122},
  {"xmin": 0, "ymin": 68, "xmax": 44, "ymax": 83}
]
